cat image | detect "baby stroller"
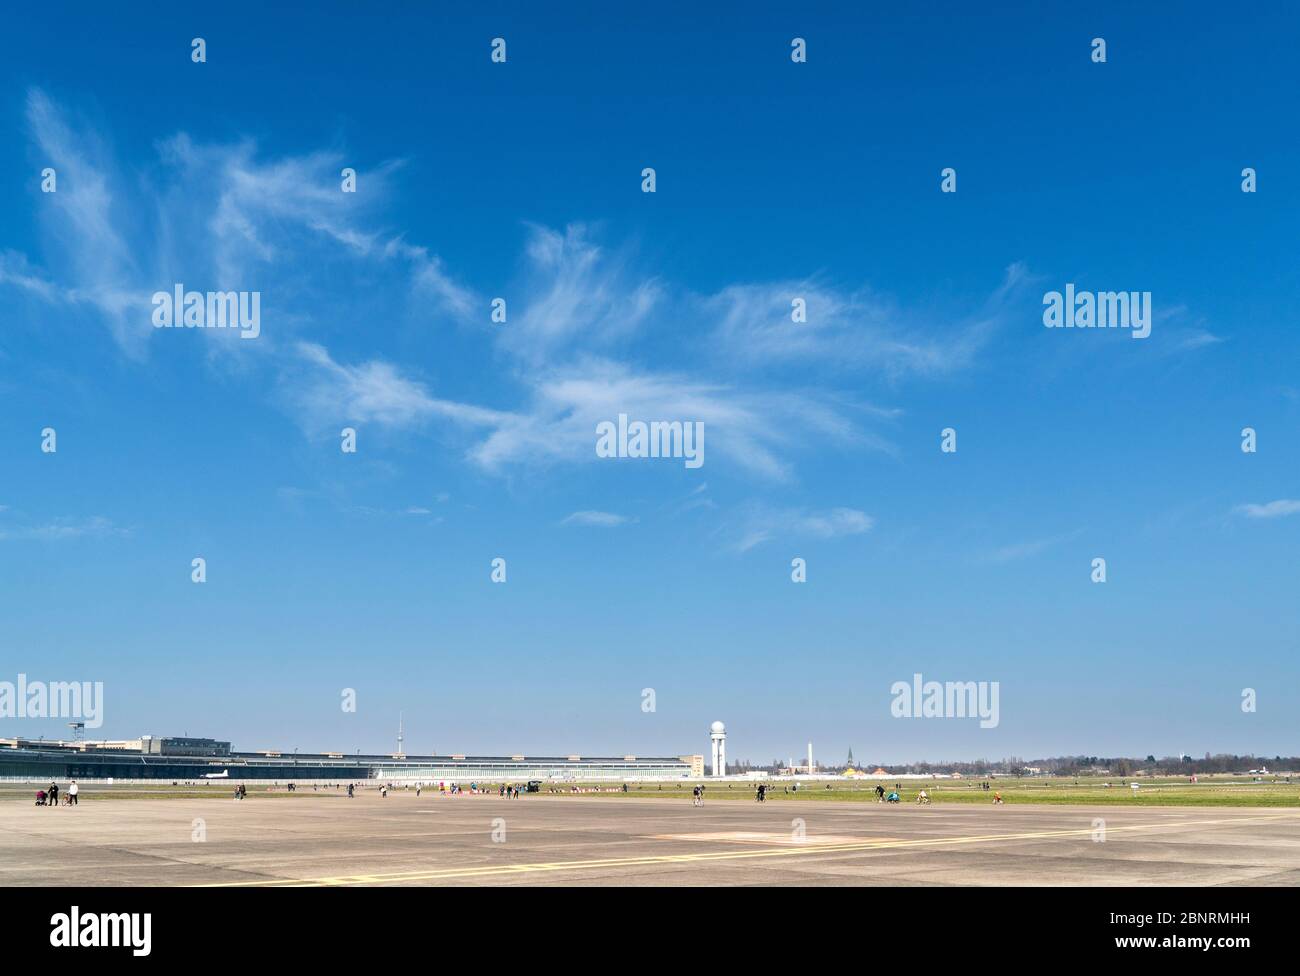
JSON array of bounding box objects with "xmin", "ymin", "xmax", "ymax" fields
[
  {"xmin": 886, "ymin": 791, "xmax": 901, "ymax": 803},
  {"xmin": 35, "ymin": 790, "xmax": 47, "ymax": 806}
]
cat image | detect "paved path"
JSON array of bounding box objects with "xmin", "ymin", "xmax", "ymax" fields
[{"xmin": 3, "ymin": 793, "xmax": 1297, "ymax": 886}]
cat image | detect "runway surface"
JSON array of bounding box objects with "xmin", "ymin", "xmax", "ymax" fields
[{"xmin": 4, "ymin": 792, "xmax": 1298, "ymax": 886}]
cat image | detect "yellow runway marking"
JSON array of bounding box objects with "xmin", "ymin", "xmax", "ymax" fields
[{"xmin": 198, "ymin": 813, "xmax": 1300, "ymax": 886}]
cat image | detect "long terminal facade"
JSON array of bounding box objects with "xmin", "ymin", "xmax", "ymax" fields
[{"xmin": 0, "ymin": 736, "xmax": 702, "ymax": 784}]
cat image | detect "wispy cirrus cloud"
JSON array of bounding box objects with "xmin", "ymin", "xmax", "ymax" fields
[
  {"xmin": 0, "ymin": 515, "xmax": 127, "ymax": 542},
  {"xmin": 282, "ymin": 342, "xmax": 510, "ymax": 432},
  {"xmin": 1234, "ymin": 499, "xmax": 1300, "ymax": 519},
  {"xmin": 984, "ymin": 529, "xmax": 1083, "ymax": 564},
  {"xmin": 503, "ymin": 223, "xmax": 661, "ymax": 366},
  {"xmin": 20, "ymin": 90, "xmax": 145, "ymax": 352},
  {"xmin": 465, "ymin": 356, "xmax": 883, "ymax": 480},
  {"xmin": 561, "ymin": 510, "xmax": 635, "ymax": 527},
  {"xmin": 166, "ymin": 133, "xmax": 478, "ymax": 321},
  {"xmin": 726, "ymin": 503, "xmax": 874, "ymax": 553},
  {"xmin": 703, "ymin": 262, "xmax": 1033, "ymax": 378},
  {"xmin": 0, "ymin": 250, "xmax": 61, "ymax": 302},
  {"xmin": 12, "ymin": 88, "xmax": 477, "ymax": 364},
  {"xmin": 1150, "ymin": 304, "xmax": 1225, "ymax": 354},
  {"xmin": 5, "ymin": 91, "xmax": 1012, "ymax": 494}
]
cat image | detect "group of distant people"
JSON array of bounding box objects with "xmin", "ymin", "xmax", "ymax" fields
[
  {"xmin": 27, "ymin": 775, "xmax": 1015, "ymax": 814},
  {"xmin": 34, "ymin": 780, "xmax": 78, "ymax": 807},
  {"xmin": 359, "ymin": 781, "xmax": 535, "ymax": 798},
  {"xmin": 27, "ymin": 776, "xmax": 1012, "ymax": 810},
  {"xmin": 629, "ymin": 781, "xmax": 1009, "ymax": 807}
]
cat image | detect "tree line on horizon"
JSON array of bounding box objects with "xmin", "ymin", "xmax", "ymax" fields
[{"xmin": 726, "ymin": 754, "xmax": 1296, "ymax": 776}]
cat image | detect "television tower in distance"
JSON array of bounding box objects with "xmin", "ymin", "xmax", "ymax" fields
[{"xmin": 396, "ymin": 712, "xmax": 405, "ymax": 758}]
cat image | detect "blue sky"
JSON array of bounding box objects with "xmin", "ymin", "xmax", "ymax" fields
[{"xmin": 1, "ymin": 2, "xmax": 1297, "ymax": 764}]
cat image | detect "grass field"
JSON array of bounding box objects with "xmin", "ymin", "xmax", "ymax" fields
[
  {"xmin": 3, "ymin": 774, "xmax": 1297, "ymax": 807},
  {"xmin": 611, "ymin": 778, "xmax": 1300, "ymax": 807}
]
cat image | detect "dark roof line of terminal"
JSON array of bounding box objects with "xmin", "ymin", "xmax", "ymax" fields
[{"xmin": 1, "ymin": 744, "xmax": 690, "ymax": 763}]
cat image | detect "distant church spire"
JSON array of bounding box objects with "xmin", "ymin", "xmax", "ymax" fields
[{"xmin": 846, "ymin": 746, "xmax": 855, "ymax": 768}]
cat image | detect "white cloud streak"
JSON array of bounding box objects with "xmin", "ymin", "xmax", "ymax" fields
[
  {"xmin": 729, "ymin": 504, "xmax": 874, "ymax": 552},
  {"xmin": 561, "ymin": 510, "xmax": 634, "ymax": 527},
  {"xmin": 1235, "ymin": 499, "xmax": 1300, "ymax": 519}
]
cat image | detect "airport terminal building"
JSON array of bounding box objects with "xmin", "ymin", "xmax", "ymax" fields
[{"xmin": 0, "ymin": 735, "xmax": 701, "ymax": 783}]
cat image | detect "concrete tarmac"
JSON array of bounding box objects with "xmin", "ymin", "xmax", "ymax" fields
[{"xmin": 3, "ymin": 792, "xmax": 1298, "ymax": 886}]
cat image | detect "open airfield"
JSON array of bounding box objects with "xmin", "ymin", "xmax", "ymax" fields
[{"xmin": 3, "ymin": 782, "xmax": 1299, "ymax": 886}]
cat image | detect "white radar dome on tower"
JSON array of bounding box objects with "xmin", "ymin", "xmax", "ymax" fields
[{"xmin": 709, "ymin": 721, "xmax": 727, "ymax": 776}]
